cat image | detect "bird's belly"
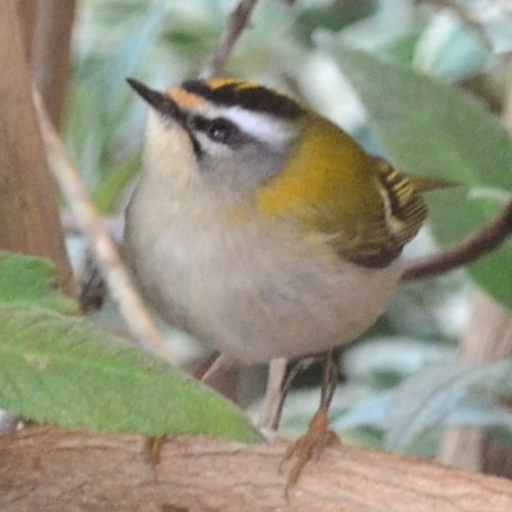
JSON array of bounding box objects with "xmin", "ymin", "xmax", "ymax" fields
[{"xmin": 126, "ymin": 213, "xmax": 403, "ymax": 364}]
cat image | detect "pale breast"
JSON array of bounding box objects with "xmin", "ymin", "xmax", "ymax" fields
[{"xmin": 125, "ymin": 184, "xmax": 403, "ymax": 363}]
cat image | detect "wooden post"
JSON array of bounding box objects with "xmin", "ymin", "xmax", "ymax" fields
[{"xmin": 0, "ymin": 0, "xmax": 75, "ymax": 296}]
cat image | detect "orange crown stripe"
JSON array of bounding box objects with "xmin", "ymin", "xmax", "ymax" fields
[
  {"xmin": 207, "ymin": 78, "xmax": 258, "ymax": 91},
  {"xmin": 168, "ymin": 87, "xmax": 204, "ymax": 110}
]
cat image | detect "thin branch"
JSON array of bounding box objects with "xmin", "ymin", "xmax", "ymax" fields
[
  {"xmin": 402, "ymin": 197, "xmax": 512, "ymax": 281},
  {"xmin": 200, "ymin": 0, "xmax": 262, "ymax": 79},
  {"xmin": 33, "ymin": 89, "xmax": 172, "ymax": 363},
  {"xmin": 197, "ymin": 353, "xmax": 236, "ymax": 383}
]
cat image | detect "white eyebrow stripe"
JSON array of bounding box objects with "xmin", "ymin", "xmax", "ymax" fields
[{"xmin": 223, "ymin": 106, "xmax": 293, "ymax": 146}]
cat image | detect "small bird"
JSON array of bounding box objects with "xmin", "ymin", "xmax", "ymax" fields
[
  {"xmin": 124, "ymin": 78, "xmax": 438, "ymax": 363},
  {"xmin": 124, "ymin": 77, "xmax": 442, "ymax": 480}
]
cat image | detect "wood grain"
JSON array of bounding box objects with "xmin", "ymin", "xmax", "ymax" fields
[
  {"xmin": 0, "ymin": 0, "xmax": 74, "ymax": 295},
  {"xmin": 1, "ymin": 427, "xmax": 512, "ymax": 511}
]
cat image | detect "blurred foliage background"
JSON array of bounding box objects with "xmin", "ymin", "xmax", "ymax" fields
[{"xmin": 64, "ymin": 0, "xmax": 512, "ymax": 461}]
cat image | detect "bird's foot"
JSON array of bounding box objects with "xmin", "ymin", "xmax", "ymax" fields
[{"xmin": 281, "ymin": 403, "xmax": 339, "ymax": 492}]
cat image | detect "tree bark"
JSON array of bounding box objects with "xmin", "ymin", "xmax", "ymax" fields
[
  {"xmin": 0, "ymin": 0, "xmax": 75, "ymax": 296},
  {"xmin": 33, "ymin": 0, "xmax": 76, "ymax": 128},
  {"xmin": 439, "ymin": 290, "xmax": 512, "ymax": 476},
  {"xmin": 16, "ymin": 0, "xmax": 38, "ymax": 60},
  {"xmin": 1, "ymin": 427, "xmax": 512, "ymax": 512}
]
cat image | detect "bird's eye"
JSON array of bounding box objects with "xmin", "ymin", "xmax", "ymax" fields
[{"xmin": 206, "ymin": 118, "xmax": 237, "ymax": 143}]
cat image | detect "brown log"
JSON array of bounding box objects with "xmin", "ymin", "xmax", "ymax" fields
[
  {"xmin": 0, "ymin": 0, "xmax": 75, "ymax": 296},
  {"xmin": 1, "ymin": 427, "xmax": 512, "ymax": 511},
  {"xmin": 439, "ymin": 290, "xmax": 512, "ymax": 476},
  {"xmin": 33, "ymin": 0, "xmax": 76, "ymax": 128},
  {"xmin": 16, "ymin": 0, "xmax": 38, "ymax": 60}
]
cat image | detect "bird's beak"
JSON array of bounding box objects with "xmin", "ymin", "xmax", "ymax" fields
[{"xmin": 127, "ymin": 78, "xmax": 184, "ymax": 122}]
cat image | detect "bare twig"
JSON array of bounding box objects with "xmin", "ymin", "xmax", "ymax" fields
[
  {"xmin": 200, "ymin": 0, "xmax": 262, "ymax": 79},
  {"xmin": 197, "ymin": 353, "xmax": 237, "ymax": 383},
  {"xmin": 402, "ymin": 197, "xmax": 512, "ymax": 281},
  {"xmin": 33, "ymin": 89, "xmax": 171, "ymax": 362}
]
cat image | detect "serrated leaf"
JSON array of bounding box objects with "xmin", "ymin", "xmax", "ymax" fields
[
  {"xmin": 326, "ymin": 42, "xmax": 512, "ymax": 310},
  {"xmin": 0, "ymin": 304, "xmax": 260, "ymax": 443},
  {"xmin": 0, "ymin": 251, "xmax": 77, "ymax": 314},
  {"xmin": 383, "ymin": 360, "xmax": 511, "ymax": 452}
]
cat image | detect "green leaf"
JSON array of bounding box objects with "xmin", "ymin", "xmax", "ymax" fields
[
  {"xmin": 0, "ymin": 251, "xmax": 77, "ymax": 314},
  {"xmin": 327, "ymin": 42, "xmax": 512, "ymax": 309},
  {"xmin": 0, "ymin": 304, "xmax": 260, "ymax": 443}
]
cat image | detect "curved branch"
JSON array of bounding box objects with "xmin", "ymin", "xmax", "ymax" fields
[
  {"xmin": 200, "ymin": 0, "xmax": 262, "ymax": 79},
  {"xmin": 33, "ymin": 90, "xmax": 171, "ymax": 363},
  {"xmin": 402, "ymin": 198, "xmax": 512, "ymax": 281}
]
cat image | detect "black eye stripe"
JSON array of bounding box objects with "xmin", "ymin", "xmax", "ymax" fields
[
  {"xmin": 188, "ymin": 115, "xmax": 210, "ymax": 133},
  {"xmin": 188, "ymin": 115, "xmax": 242, "ymax": 146}
]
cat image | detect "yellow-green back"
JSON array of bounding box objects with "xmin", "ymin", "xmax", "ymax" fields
[{"xmin": 256, "ymin": 114, "xmax": 436, "ymax": 267}]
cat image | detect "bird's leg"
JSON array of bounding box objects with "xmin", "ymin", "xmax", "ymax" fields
[
  {"xmin": 260, "ymin": 356, "xmax": 317, "ymax": 430},
  {"xmin": 281, "ymin": 349, "xmax": 339, "ymax": 489},
  {"xmin": 259, "ymin": 358, "xmax": 288, "ymax": 430}
]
